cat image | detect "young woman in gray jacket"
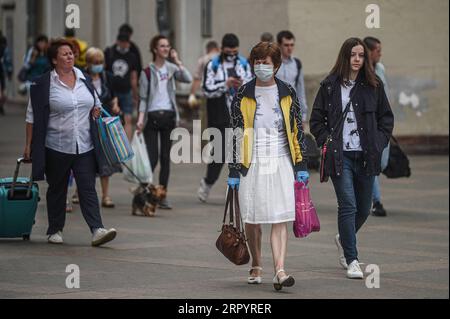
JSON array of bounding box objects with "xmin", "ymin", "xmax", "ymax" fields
[{"xmin": 136, "ymin": 35, "xmax": 192, "ymax": 209}]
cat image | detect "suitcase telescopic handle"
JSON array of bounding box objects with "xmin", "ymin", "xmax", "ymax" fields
[{"xmin": 10, "ymin": 158, "xmax": 33, "ymax": 199}]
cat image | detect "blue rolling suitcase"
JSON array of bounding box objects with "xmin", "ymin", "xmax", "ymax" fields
[{"xmin": 0, "ymin": 158, "xmax": 40, "ymax": 240}]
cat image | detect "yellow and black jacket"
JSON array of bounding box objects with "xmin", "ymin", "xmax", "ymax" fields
[{"xmin": 228, "ymin": 78, "xmax": 308, "ymax": 178}]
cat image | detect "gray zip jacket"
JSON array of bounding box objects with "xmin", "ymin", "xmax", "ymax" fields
[{"xmin": 138, "ymin": 61, "xmax": 192, "ymax": 124}]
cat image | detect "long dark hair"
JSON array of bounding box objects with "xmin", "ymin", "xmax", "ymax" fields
[
  {"xmin": 330, "ymin": 37, "xmax": 379, "ymax": 87},
  {"xmin": 34, "ymin": 35, "xmax": 49, "ymax": 53}
]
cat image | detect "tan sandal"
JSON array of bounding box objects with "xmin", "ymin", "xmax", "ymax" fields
[
  {"xmin": 102, "ymin": 196, "xmax": 115, "ymax": 208},
  {"xmin": 248, "ymin": 266, "xmax": 263, "ymax": 284},
  {"xmin": 273, "ymin": 269, "xmax": 295, "ymax": 291},
  {"xmin": 71, "ymin": 193, "xmax": 79, "ymax": 204},
  {"xmin": 66, "ymin": 199, "xmax": 73, "ymax": 213}
]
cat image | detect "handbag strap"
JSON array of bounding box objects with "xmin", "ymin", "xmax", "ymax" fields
[
  {"xmin": 234, "ymin": 189, "xmax": 246, "ymax": 238},
  {"xmin": 222, "ymin": 187, "xmax": 234, "ymax": 225},
  {"xmin": 101, "ymin": 107, "xmax": 112, "ymax": 117},
  {"xmin": 233, "ymin": 189, "xmax": 241, "ymax": 232},
  {"xmin": 222, "ymin": 187, "xmax": 248, "ymax": 239},
  {"xmin": 390, "ymin": 135, "xmax": 399, "ymax": 145},
  {"xmin": 90, "ymin": 83, "xmax": 112, "ymax": 118},
  {"xmin": 235, "ymin": 190, "xmax": 249, "ymax": 241},
  {"xmin": 229, "ymin": 188, "xmax": 235, "ymax": 225},
  {"xmin": 327, "ymin": 82, "xmax": 359, "ymax": 142}
]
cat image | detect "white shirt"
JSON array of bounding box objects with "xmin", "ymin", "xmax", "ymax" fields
[
  {"xmin": 276, "ymin": 56, "xmax": 308, "ymax": 121},
  {"xmin": 149, "ymin": 64, "xmax": 173, "ymax": 112},
  {"xmin": 341, "ymin": 80, "xmax": 362, "ymax": 151},
  {"xmin": 253, "ymin": 85, "xmax": 289, "ymax": 158},
  {"xmin": 26, "ymin": 68, "xmax": 101, "ymax": 154}
]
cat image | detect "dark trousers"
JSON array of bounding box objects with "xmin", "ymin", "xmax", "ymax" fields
[
  {"xmin": 204, "ymin": 125, "xmax": 227, "ymax": 185},
  {"xmin": 45, "ymin": 148, "xmax": 103, "ymax": 235},
  {"xmin": 331, "ymin": 151, "xmax": 375, "ymax": 264},
  {"xmin": 143, "ymin": 111, "xmax": 176, "ymax": 188}
]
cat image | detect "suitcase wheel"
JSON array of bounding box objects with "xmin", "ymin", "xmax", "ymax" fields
[{"xmin": 22, "ymin": 235, "xmax": 30, "ymax": 241}]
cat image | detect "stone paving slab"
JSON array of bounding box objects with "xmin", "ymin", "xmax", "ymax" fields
[{"xmin": 0, "ymin": 103, "xmax": 448, "ymax": 299}]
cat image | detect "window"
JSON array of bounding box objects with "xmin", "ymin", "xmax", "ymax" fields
[
  {"xmin": 201, "ymin": 0, "xmax": 212, "ymax": 37},
  {"xmin": 156, "ymin": 0, "xmax": 172, "ymax": 37}
]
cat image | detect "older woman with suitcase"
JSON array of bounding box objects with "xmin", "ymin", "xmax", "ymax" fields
[{"xmin": 23, "ymin": 38, "xmax": 117, "ymax": 246}]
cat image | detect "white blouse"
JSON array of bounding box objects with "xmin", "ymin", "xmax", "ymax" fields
[
  {"xmin": 341, "ymin": 80, "xmax": 362, "ymax": 151},
  {"xmin": 253, "ymin": 84, "xmax": 289, "ymax": 158},
  {"xmin": 26, "ymin": 68, "xmax": 101, "ymax": 155}
]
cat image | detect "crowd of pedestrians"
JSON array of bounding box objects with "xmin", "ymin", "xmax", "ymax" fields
[{"xmin": 11, "ymin": 24, "xmax": 393, "ymax": 290}]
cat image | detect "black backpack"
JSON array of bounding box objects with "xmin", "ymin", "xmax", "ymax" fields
[
  {"xmin": 382, "ymin": 136, "xmax": 411, "ymax": 178},
  {"xmin": 293, "ymin": 57, "xmax": 302, "ymax": 88}
]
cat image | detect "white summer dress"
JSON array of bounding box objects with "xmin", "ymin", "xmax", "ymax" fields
[{"xmin": 238, "ymin": 84, "xmax": 295, "ymax": 224}]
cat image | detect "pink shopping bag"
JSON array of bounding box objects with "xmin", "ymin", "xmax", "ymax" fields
[{"xmin": 293, "ymin": 181, "xmax": 320, "ymax": 238}]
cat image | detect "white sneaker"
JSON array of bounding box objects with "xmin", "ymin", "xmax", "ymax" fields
[
  {"xmin": 335, "ymin": 234, "xmax": 348, "ymax": 269},
  {"xmin": 347, "ymin": 260, "xmax": 364, "ymax": 279},
  {"xmin": 91, "ymin": 228, "xmax": 117, "ymax": 247},
  {"xmin": 48, "ymin": 231, "xmax": 63, "ymax": 244},
  {"xmin": 197, "ymin": 178, "xmax": 212, "ymax": 203}
]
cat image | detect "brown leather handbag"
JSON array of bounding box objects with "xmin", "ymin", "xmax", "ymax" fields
[{"xmin": 215, "ymin": 187, "xmax": 250, "ymax": 265}]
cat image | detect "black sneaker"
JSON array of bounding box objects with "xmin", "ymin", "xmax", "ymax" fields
[
  {"xmin": 372, "ymin": 201, "xmax": 387, "ymax": 217},
  {"xmin": 158, "ymin": 198, "xmax": 172, "ymax": 210}
]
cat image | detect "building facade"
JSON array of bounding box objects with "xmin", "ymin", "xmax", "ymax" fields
[{"xmin": 1, "ymin": 0, "xmax": 448, "ymax": 142}]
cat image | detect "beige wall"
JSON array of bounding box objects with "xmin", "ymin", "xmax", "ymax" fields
[
  {"xmin": 128, "ymin": 0, "xmax": 158, "ymax": 66},
  {"xmin": 209, "ymin": 0, "xmax": 448, "ymax": 136},
  {"xmin": 211, "ymin": 0, "xmax": 290, "ymax": 57},
  {"xmin": 288, "ymin": 0, "xmax": 449, "ymax": 136},
  {"xmin": 2, "ymin": 0, "xmax": 448, "ymax": 136}
]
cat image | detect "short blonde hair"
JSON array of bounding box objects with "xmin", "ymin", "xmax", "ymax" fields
[{"xmin": 85, "ymin": 47, "xmax": 104, "ymax": 65}]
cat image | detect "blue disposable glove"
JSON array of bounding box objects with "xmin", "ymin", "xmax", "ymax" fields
[
  {"xmin": 296, "ymin": 171, "xmax": 310, "ymax": 183},
  {"xmin": 227, "ymin": 177, "xmax": 240, "ymax": 190}
]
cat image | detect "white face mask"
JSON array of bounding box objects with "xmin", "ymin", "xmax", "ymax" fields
[{"xmin": 254, "ymin": 64, "xmax": 274, "ymax": 82}]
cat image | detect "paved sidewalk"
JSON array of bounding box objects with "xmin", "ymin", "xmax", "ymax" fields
[{"xmin": 0, "ymin": 103, "xmax": 448, "ymax": 299}]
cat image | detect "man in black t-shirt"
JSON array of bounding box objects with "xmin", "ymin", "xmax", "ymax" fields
[
  {"xmin": 104, "ymin": 33, "xmax": 139, "ymax": 140},
  {"xmin": 118, "ymin": 24, "xmax": 143, "ymax": 74}
]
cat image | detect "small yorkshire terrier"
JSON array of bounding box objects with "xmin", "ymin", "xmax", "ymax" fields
[{"xmin": 131, "ymin": 184, "xmax": 166, "ymax": 217}]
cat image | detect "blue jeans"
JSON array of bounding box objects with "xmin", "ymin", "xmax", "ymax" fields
[
  {"xmin": 372, "ymin": 143, "xmax": 390, "ymax": 203},
  {"xmin": 331, "ymin": 151, "xmax": 375, "ymax": 264},
  {"xmin": 116, "ymin": 91, "xmax": 133, "ymax": 115}
]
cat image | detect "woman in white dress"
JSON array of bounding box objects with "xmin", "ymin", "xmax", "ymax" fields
[{"xmin": 228, "ymin": 42, "xmax": 309, "ymax": 291}]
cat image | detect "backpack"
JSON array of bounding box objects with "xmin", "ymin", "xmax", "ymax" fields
[
  {"xmin": 211, "ymin": 55, "xmax": 249, "ymax": 74},
  {"xmin": 293, "ymin": 57, "xmax": 302, "ymax": 88},
  {"xmin": 382, "ymin": 136, "xmax": 411, "ymax": 178}
]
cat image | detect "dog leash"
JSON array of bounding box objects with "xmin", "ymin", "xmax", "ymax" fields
[{"xmin": 122, "ymin": 162, "xmax": 147, "ymax": 185}]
